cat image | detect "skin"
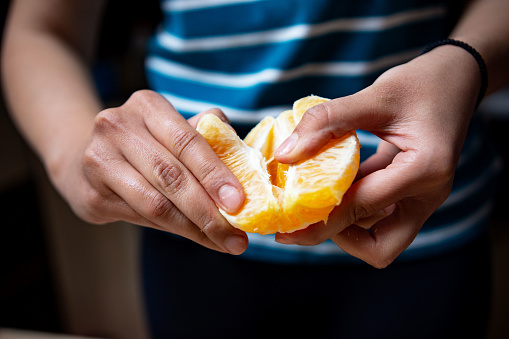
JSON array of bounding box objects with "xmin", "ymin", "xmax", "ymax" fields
[
  {"xmin": 1, "ymin": 0, "xmax": 248, "ymax": 255},
  {"xmin": 2, "ymin": 0, "xmax": 509, "ymax": 266},
  {"xmin": 274, "ymin": 0, "xmax": 509, "ymax": 267}
]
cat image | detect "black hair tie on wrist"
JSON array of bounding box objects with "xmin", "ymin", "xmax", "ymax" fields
[{"xmin": 421, "ymin": 38, "xmax": 488, "ymax": 110}]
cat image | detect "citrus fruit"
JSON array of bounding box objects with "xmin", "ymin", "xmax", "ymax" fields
[{"xmin": 197, "ymin": 96, "xmax": 360, "ymax": 234}]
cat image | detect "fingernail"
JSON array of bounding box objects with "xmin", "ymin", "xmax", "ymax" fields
[
  {"xmin": 275, "ymin": 133, "xmax": 298, "ymax": 157},
  {"xmin": 384, "ymin": 204, "xmax": 396, "ymax": 216},
  {"xmin": 218, "ymin": 185, "xmax": 243, "ymax": 212},
  {"xmin": 225, "ymin": 235, "xmax": 247, "ymax": 255}
]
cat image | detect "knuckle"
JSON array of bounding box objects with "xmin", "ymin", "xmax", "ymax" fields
[
  {"xmin": 171, "ymin": 128, "xmax": 201, "ymax": 159},
  {"xmin": 367, "ymin": 242, "xmax": 400, "ymax": 269},
  {"xmin": 350, "ymin": 204, "xmax": 372, "ymax": 224},
  {"xmin": 296, "ymin": 104, "xmax": 336, "ymax": 144},
  {"xmin": 145, "ymin": 192, "xmax": 174, "ymax": 220},
  {"xmin": 94, "ymin": 108, "xmax": 124, "ymax": 134},
  {"xmin": 199, "ymin": 162, "xmax": 227, "ymax": 192},
  {"xmin": 302, "ymin": 101, "xmax": 353, "ymax": 138},
  {"xmin": 370, "ymin": 256, "xmax": 394, "ymax": 269},
  {"xmin": 200, "ymin": 213, "xmax": 222, "ymax": 236},
  {"xmin": 81, "ymin": 143, "xmax": 115, "ymax": 185},
  {"xmin": 128, "ymin": 89, "xmax": 160, "ymax": 106},
  {"xmin": 82, "ymin": 143, "xmax": 104, "ymax": 171},
  {"xmin": 153, "ymin": 158, "xmax": 187, "ymax": 195},
  {"xmin": 364, "ymin": 246, "xmax": 397, "ymax": 269},
  {"xmin": 304, "ymin": 104, "xmax": 331, "ymax": 127}
]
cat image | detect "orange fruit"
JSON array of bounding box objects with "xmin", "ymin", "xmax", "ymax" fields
[{"xmin": 197, "ymin": 96, "xmax": 360, "ymax": 234}]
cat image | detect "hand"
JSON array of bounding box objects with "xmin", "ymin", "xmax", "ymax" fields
[
  {"xmin": 52, "ymin": 90, "xmax": 248, "ymax": 254},
  {"xmin": 274, "ymin": 46, "xmax": 481, "ymax": 268}
]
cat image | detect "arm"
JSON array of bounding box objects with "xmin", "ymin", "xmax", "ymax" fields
[
  {"xmin": 451, "ymin": 0, "xmax": 509, "ymax": 94},
  {"xmin": 2, "ymin": 0, "xmax": 248, "ymax": 254},
  {"xmin": 2, "ymin": 0, "xmax": 104, "ymax": 175},
  {"xmin": 273, "ymin": 0, "xmax": 509, "ymax": 267}
]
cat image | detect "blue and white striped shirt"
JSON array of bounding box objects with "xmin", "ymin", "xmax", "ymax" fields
[{"xmin": 145, "ymin": 0, "xmax": 501, "ymax": 264}]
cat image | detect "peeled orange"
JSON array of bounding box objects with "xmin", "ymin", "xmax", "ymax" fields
[{"xmin": 197, "ymin": 96, "xmax": 360, "ymax": 234}]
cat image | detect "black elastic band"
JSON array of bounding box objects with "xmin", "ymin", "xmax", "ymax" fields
[{"xmin": 421, "ymin": 38, "xmax": 488, "ymax": 110}]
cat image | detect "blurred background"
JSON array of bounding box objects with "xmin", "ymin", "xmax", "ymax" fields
[
  {"xmin": 0, "ymin": 1, "xmax": 508, "ymax": 338},
  {"xmin": 0, "ymin": 1, "xmax": 160, "ymax": 338}
]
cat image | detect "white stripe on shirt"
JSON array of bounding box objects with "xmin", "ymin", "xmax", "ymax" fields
[
  {"xmin": 160, "ymin": 91, "xmax": 385, "ymax": 145},
  {"xmin": 356, "ymin": 132, "xmax": 381, "ymax": 147},
  {"xmin": 159, "ymin": 91, "xmax": 290, "ymax": 123},
  {"xmin": 158, "ymin": 92, "xmax": 384, "ymax": 149},
  {"xmin": 162, "ymin": 0, "xmax": 261, "ymax": 12},
  {"xmin": 146, "ymin": 48, "xmax": 420, "ymax": 87},
  {"xmin": 155, "ymin": 5, "xmax": 446, "ymax": 52},
  {"xmin": 409, "ymin": 201, "xmax": 493, "ymax": 249},
  {"xmin": 439, "ymin": 157, "xmax": 502, "ymax": 209}
]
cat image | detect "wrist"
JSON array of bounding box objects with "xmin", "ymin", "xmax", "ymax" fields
[
  {"xmin": 44, "ymin": 117, "xmax": 95, "ymax": 186},
  {"xmin": 417, "ymin": 44, "xmax": 481, "ymax": 111},
  {"xmin": 421, "ymin": 39, "xmax": 487, "ymax": 109}
]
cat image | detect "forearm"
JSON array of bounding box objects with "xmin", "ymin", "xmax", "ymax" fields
[
  {"xmin": 1, "ymin": 0, "xmax": 105, "ymax": 178},
  {"xmin": 2, "ymin": 30, "xmax": 100, "ymax": 173},
  {"xmin": 450, "ymin": 0, "xmax": 509, "ymax": 94}
]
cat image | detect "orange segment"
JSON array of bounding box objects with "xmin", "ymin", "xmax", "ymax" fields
[
  {"xmin": 244, "ymin": 116, "xmax": 275, "ymax": 160},
  {"xmin": 197, "ymin": 114, "xmax": 280, "ymax": 235},
  {"xmin": 271, "ymin": 110, "xmax": 295, "ymax": 189},
  {"xmin": 284, "ymin": 134, "xmax": 359, "ymax": 224},
  {"xmin": 197, "ymin": 96, "xmax": 360, "ymax": 235}
]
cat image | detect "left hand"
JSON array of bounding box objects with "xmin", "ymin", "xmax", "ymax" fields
[{"xmin": 274, "ymin": 45, "xmax": 481, "ymax": 268}]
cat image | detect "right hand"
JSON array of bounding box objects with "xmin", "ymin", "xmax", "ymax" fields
[
  {"xmin": 53, "ymin": 90, "xmax": 248, "ymax": 254},
  {"xmin": 273, "ymin": 46, "xmax": 480, "ymax": 267}
]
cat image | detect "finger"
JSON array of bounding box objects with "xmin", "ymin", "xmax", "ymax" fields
[
  {"xmin": 96, "ymin": 158, "xmax": 232, "ymax": 253},
  {"xmin": 119, "ymin": 91, "xmax": 244, "ymax": 213},
  {"xmin": 275, "ymin": 146, "xmax": 448, "ymax": 247},
  {"xmin": 341, "ymin": 148, "xmax": 449, "ymax": 225},
  {"xmin": 129, "ymin": 92, "xmax": 245, "ymax": 214},
  {"xmin": 357, "ymin": 141, "xmax": 401, "ymax": 180},
  {"xmin": 275, "ymin": 90, "xmax": 388, "ymax": 163},
  {"xmin": 354, "ymin": 203, "xmax": 396, "ymax": 229},
  {"xmin": 82, "ymin": 147, "xmax": 229, "ymax": 252},
  {"xmin": 187, "ymin": 108, "xmax": 230, "ymax": 129},
  {"xmin": 331, "ymin": 198, "xmax": 432, "ymax": 268},
  {"xmin": 274, "ymin": 203, "xmax": 396, "ymax": 246},
  {"xmin": 275, "ymin": 221, "xmax": 327, "ymax": 246},
  {"xmin": 86, "ymin": 190, "xmax": 226, "ymax": 253},
  {"xmin": 275, "ymin": 140, "xmax": 399, "ymax": 246},
  {"xmin": 119, "ymin": 129, "xmax": 248, "ymax": 254},
  {"xmin": 92, "ymin": 94, "xmax": 248, "ymax": 254}
]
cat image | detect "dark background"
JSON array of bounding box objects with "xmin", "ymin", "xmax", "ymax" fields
[
  {"xmin": 0, "ymin": 0, "xmax": 161, "ymax": 335},
  {"xmin": 0, "ymin": 0, "xmax": 508, "ymax": 337}
]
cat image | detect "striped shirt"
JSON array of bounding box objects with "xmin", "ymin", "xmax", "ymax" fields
[{"xmin": 145, "ymin": 0, "xmax": 501, "ymax": 264}]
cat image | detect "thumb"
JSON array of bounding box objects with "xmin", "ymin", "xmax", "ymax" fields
[{"xmin": 275, "ymin": 91, "xmax": 383, "ymax": 163}]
